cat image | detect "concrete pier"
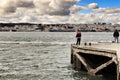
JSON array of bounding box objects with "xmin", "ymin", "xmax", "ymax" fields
[{"xmin": 71, "ymin": 43, "xmax": 120, "ymax": 80}]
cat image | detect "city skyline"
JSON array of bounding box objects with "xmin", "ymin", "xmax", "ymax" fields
[{"xmin": 0, "ymin": 0, "xmax": 120, "ymax": 24}]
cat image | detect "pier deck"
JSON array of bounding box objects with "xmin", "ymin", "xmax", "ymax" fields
[{"xmin": 71, "ymin": 43, "xmax": 120, "ymax": 80}]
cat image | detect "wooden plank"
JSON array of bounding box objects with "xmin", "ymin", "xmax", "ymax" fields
[
  {"xmin": 73, "ymin": 48, "xmax": 116, "ymax": 58},
  {"xmin": 72, "ymin": 45, "xmax": 116, "ymax": 54}
]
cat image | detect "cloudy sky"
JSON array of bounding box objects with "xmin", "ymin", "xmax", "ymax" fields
[{"xmin": 0, "ymin": 0, "xmax": 120, "ymax": 24}]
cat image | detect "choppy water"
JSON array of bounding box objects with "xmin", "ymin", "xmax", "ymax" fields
[{"xmin": 0, "ymin": 32, "xmax": 114, "ymax": 80}]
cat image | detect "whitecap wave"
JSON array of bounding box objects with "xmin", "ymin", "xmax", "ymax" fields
[{"xmin": 0, "ymin": 41, "xmax": 75, "ymax": 45}]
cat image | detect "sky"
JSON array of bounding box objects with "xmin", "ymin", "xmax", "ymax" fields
[
  {"xmin": 78, "ymin": 0, "xmax": 120, "ymax": 13},
  {"xmin": 0, "ymin": 0, "xmax": 120, "ymax": 24},
  {"xmin": 78, "ymin": 0, "xmax": 120, "ymax": 8}
]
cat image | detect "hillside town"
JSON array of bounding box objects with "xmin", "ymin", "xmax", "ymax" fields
[{"xmin": 0, "ymin": 23, "xmax": 120, "ymax": 32}]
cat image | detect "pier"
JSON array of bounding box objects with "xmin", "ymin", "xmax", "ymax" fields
[{"xmin": 71, "ymin": 43, "xmax": 120, "ymax": 80}]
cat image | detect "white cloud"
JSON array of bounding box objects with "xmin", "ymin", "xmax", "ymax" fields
[
  {"xmin": 0, "ymin": 0, "xmax": 35, "ymax": 15},
  {"xmin": 70, "ymin": 5, "xmax": 87, "ymax": 14},
  {"xmin": 34, "ymin": 0, "xmax": 79, "ymax": 15},
  {"xmin": 0, "ymin": 0, "xmax": 19, "ymax": 14},
  {"xmin": 88, "ymin": 3, "xmax": 99, "ymax": 9},
  {"xmin": 0, "ymin": 0, "xmax": 120, "ymax": 24},
  {"xmin": 94, "ymin": 8, "xmax": 120, "ymax": 14},
  {"xmin": 17, "ymin": 0, "xmax": 34, "ymax": 8}
]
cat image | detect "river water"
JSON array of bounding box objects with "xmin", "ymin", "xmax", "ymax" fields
[{"xmin": 0, "ymin": 32, "xmax": 114, "ymax": 80}]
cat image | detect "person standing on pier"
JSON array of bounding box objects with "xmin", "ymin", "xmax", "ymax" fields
[
  {"xmin": 76, "ymin": 29, "xmax": 81, "ymax": 45},
  {"xmin": 113, "ymin": 29, "xmax": 119, "ymax": 43}
]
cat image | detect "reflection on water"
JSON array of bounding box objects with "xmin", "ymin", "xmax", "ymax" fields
[{"xmin": 0, "ymin": 32, "xmax": 114, "ymax": 80}]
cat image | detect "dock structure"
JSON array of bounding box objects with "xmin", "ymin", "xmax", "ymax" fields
[{"xmin": 71, "ymin": 43, "xmax": 120, "ymax": 80}]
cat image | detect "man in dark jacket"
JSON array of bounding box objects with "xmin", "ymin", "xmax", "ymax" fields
[
  {"xmin": 113, "ymin": 29, "xmax": 119, "ymax": 43},
  {"xmin": 76, "ymin": 29, "xmax": 81, "ymax": 45}
]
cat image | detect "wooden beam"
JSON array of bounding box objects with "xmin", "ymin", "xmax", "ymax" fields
[
  {"xmin": 92, "ymin": 59, "xmax": 114, "ymax": 74},
  {"xmin": 75, "ymin": 53, "xmax": 92, "ymax": 71}
]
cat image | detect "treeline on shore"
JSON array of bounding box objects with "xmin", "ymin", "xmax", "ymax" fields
[{"xmin": 0, "ymin": 23, "xmax": 119, "ymax": 32}]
